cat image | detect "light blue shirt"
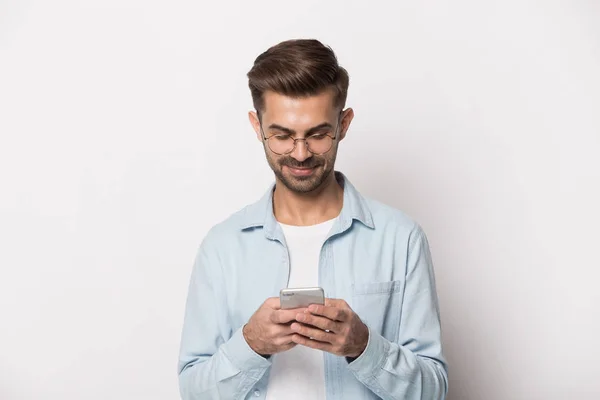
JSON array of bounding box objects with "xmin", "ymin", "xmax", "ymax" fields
[{"xmin": 177, "ymin": 171, "xmax": 448, "ymax": 399}]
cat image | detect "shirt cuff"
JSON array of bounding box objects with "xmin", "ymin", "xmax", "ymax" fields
[
  {"xmin": 346, "ymin": 325, "xmax": 389, "ymax": 379},
  {"xmin": 221, "ymin": 325, "xmax": 272, "ymax": 374}
]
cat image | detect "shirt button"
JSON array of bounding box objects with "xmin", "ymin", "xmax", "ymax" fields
[{"xmin": 254, "ymin": 389, "xmax": 261, "ymax": 397}]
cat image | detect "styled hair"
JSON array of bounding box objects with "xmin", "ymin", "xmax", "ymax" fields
[{"xmin": 247, "ymin": 39, "xmax": 349, "ymax": 114}]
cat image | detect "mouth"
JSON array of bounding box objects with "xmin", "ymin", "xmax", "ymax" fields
[{"xmin": 286, "ymin": 166, "xmax": 317, "ymax": 177}]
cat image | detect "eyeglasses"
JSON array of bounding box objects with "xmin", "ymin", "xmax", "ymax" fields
[{"xmin": 258, "ymin": 112, "xmax": 342, "ymax": 156}]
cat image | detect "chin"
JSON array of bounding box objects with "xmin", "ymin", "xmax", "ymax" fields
[{"xmin": 281, "ymin": 173, "xmax": 324, "ymax": 193}]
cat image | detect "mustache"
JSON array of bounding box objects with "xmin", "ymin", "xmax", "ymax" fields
[{"xmin": 278, "ymin": 158, "xmax": 321, "ymax": 169}]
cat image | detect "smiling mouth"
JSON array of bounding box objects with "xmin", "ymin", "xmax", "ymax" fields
[{"xmin": 286, "ymin": 166, "xmax": 316, "ymax": 176}]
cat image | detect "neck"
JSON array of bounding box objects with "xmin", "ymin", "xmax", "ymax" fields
[{"xmin": 273, "ymin": 171, "xmax": 343, "ymax": 226}]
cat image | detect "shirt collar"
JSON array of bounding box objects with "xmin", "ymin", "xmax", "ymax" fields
[{"xmin": 239, "ymin": 171, "xmax": 374, "ymax": 237}]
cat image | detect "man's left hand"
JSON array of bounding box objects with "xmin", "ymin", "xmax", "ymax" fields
[{"xmin": 290, "ymin": 298, "xmax": 369, "ymax": 358}]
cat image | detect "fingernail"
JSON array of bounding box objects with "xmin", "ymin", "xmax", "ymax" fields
[{"xmin": 296, "ymin": 313, "xmax": 305, "ymax": 322}]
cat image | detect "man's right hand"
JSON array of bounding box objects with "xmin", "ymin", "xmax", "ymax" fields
[{"xmin": 242, "ymin": 297, "xmax": 307, "ymax": 356}]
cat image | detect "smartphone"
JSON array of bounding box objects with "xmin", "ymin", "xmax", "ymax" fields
[{"xmin": 280, "ymin": 287, "xmax": 325, "ymax": 310}]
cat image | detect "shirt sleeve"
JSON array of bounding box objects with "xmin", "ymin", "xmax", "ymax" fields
[
  {"xmin": 347, "ymin": 225, "xmax": 449, "ymax": 399},
  {"xmin": 177, "ymin": 233, "xmax": 271, "ymax": 400}
]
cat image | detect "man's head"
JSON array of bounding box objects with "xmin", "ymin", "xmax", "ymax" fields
[{"xmin": 247, "ymin": 39, "xmax": 354, "ymax": 193}]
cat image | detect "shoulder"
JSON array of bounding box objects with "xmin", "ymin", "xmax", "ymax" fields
[
  {"xmin": 365, "ymin": 196, "xmax": 419, "ymax": 230},
  {"xmin": 362, "ymin": 196, "xmax": 427, "ymax": 243},
  {"xmin": 201, "ymin": 203, "xmax": 253, "ymax": 247},
  {"xmin": 361, "ymin": 197, "xmax": 433, "ymax": 274}
]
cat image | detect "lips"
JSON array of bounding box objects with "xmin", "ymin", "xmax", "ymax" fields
[{"xmin": 287, "ymin": 166, "xmax": 316, "ymax": 176}]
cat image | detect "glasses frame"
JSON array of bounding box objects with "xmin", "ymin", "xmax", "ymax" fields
[{"xmin": 258, "ymin": 111, "xmax": 343, "ymax": 156}]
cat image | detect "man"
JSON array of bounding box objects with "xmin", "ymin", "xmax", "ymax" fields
[{"xmin": 178, "ymin": 39, "xmax": 448, "ymax": 399}]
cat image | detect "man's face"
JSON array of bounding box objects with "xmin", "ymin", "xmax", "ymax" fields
[{"xmin": 249, "ymin": 89, "xmax": 351, "ymax": 194}]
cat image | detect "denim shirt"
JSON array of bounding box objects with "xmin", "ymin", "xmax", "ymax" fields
[{"xmin": 177, "ymin": 171, "xmax": 448, "ymax": 399}]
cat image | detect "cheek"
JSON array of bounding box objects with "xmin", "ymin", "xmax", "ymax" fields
[
  {"xmin": 322, "ymin": 152, "xmax": 337, "ymax": 167},
  {"xmin": 267, "ymin": 153, "xmax": 283, "ymax": 167}
]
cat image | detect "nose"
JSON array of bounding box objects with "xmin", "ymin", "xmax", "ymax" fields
[{"xmin": 290, "ymin": 139, "xmax": 311, "ymax": 162}]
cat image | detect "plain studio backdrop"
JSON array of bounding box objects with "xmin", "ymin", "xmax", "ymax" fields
[{"xmin": 1, "ymin": 0, "xmax": 599, "ymax": 399}]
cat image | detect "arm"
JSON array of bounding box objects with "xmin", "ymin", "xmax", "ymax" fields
[
  {"xmin": 347, "ymin": 225, "xmax": 449, "ymax": 400},
  {"xmin": 177, "ymin": 236, "xmax": 271, "ymax": 400}
]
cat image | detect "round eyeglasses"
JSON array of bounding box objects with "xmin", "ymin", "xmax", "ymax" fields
[{"xmin": 258, "ymin": 112, "xmax": 342, "ymax": 156}]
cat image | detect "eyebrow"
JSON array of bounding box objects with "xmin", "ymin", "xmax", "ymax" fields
[{"xmin": 267, "ymin": 122, "xmax": 333, "ymax": 136}]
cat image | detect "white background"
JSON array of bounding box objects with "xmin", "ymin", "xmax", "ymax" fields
[{"xmin": 1, "ymin": 0, "xmax": 599, "ymax": 399}]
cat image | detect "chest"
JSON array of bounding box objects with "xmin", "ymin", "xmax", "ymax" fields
[{"xmin": 223, "ymin": 231, "xmax": 407, "ymax": 343}]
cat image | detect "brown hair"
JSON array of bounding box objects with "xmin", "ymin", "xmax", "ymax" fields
[{"xmin": 247, "ymin": 39, "xmax": 349, "ymax": 115}]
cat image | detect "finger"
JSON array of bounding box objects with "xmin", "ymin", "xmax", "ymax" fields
[
  {"xmin": 307, "ymin": 304, "xmax": 348, "ymax": 322},
  {"xmin": 274, "ymin": 334, "xmax": 297, "ymax": 346},
  {"xmin": 324, "ymin": 298, "xmax": 349, "ymax": 309},
  {"xmin": 291, "ymin": 322, "xmax": 336, "ymax": 344},
  {"xmin": 269, "ymin": 310, "xmax": 283, "ymax": 324},
  {"xmin": 291, "ymin": 334, "xmax": 333, "ymax": 353},
  {"xmin": 271, "ymin": 308, "xmax": 307, "ymax": 324},
  {"xmin": 295, "ymin": 312, "xmax": 340, "ymax": 333},
  {"xmin": 269, "ymin": 323, "xmax": 296, "ymax": 337},
  {"xmin": 265, "ymin": 297, "xmax": 281, "ymax": 309},
  {"xmin": 277, "ymin": 342, "xmax": 297, "ymax": 353}
]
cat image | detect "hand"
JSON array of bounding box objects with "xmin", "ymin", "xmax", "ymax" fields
[
  {"xmin": 290, "ymin": 298, "xmax": 369, "ymax": 358},
  {"xmin": 243, "ymin": 297, "xmax": 308, "ymax": 356}
]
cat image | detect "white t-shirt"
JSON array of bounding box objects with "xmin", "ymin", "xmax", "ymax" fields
[{"xmin": 265, "ymin": 217, "xmax": 336, "ymax": 400}]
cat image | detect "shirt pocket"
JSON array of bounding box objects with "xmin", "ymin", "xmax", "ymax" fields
[{"xmin": 351, "ymin": 280, "xmax": 403, "ymax": 342}]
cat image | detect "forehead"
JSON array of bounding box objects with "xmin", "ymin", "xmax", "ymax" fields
[{"xmin": 261, "ymin": 89, "xmax": 337, "ymax": 127}]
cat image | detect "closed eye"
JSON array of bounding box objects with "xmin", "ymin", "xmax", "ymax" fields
[
  {"xmin": 308, "ymin": 133, "xmax": 330, "ymax": 140},
  {"xmin": 270, "ymin": 134, "xmax": 293, "ymax": 141}
]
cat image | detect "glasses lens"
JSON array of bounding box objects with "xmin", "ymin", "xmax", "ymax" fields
[
  {"xmin": 306, "ymin": 135, "xmax": 333, "ymax": 154},
  {"xmin": 268, "ymin": 135, "xmax": 295, "ymax": 155}
]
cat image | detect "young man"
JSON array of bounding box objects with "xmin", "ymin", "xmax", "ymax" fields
[{"xmin": 178, "ymin": 39, "xmax": 448, "ymax": 400}]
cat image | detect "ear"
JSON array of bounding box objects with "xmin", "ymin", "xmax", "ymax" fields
[
  {"xmin": 248, "ymin": 110, "xmax": 263, "ymax": 142},
  {"xmin": 338, "ymin": 108, "xmax": 354, "ymax": 142}
]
